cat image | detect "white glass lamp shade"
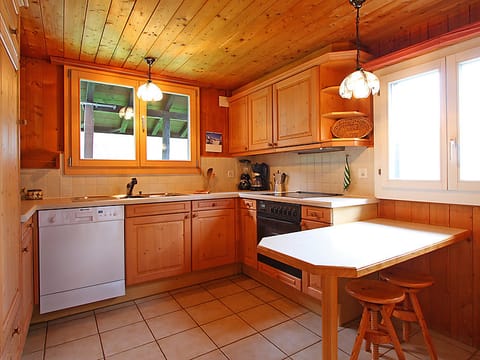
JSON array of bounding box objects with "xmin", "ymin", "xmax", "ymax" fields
[
  {"xmin": 137, "ymin": 80, "xmax": 163, "ymax": 102},
  {"xmin": 339, "ymin": 69, "xmax": 380, "ymax": 99}
]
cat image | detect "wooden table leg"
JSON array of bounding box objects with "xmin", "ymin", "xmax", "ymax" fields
[{"xmin": 322, "ymin": 275, "xmax": 338, "ymax": 360}]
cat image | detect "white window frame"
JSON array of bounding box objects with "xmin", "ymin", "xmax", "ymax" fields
[{"xmin": 374, "ymin": 37, "xmax": 480, "ymax": 206}]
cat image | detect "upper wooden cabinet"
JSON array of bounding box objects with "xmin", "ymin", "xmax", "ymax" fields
[
  {"xmin": 0, "ymin": 0, "xmax": 20, "ymax": 70},
  {"xmin": 228, "ymin": 96, "xmax": 249, "ymax": 153},
  {"xmin": 273, "ymin": 67, "xmax": 319, "ymax": 148},
  {"xmin": 228, "ymin": 50, "xmax": 373, "ymax": 155}
]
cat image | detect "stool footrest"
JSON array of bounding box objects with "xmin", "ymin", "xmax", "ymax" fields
[{"xmin": 393, "ymin": 309, "xmax": 418, "ymax": 322}]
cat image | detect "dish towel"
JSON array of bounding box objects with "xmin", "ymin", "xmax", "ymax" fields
[{"xmin": 343, "ymin": 155, "xmax": 351, "ymax": 191}]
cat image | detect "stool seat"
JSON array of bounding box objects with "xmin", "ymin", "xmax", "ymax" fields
[
  {"xmin": 345, "ymin": 279, "xmax": 405, "ymax": 304},
  {"xmin": 380, "ymin": 268, "xmax": 434, "ymax": 289},
  {"xmin": 345, "ymin": 279, "xmax": 406, "ymax": 360},
  {"xmin": 380, "ymin": 269, "xmax": 438, "ymax": 360}
]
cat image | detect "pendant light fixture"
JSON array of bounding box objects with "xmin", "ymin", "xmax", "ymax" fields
[
  {"xmin": 339, "ymin": 0, "xmax": 379, "ymax": 99},
  {"xmin": 137, "ymin": 57, "xmax": 163, "ymax": 102}
]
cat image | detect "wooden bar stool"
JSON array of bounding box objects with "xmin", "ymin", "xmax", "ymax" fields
[
  {"xmin": 345, "ymin": 279, "xmax": 406, "ymax": 360},
  {"xmin": 380, "ymin": 269, "xmax": 437, "ymax": 360}
]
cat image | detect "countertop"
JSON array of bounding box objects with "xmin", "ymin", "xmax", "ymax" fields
[{"xmin": 21, "ymin": 191, "xmax": 378, "ymax": 222}]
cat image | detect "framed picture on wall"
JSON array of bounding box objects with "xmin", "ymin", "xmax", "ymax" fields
[{"xmin": 206, "ymin": 132, "xmax": 223, "ymax": 152}]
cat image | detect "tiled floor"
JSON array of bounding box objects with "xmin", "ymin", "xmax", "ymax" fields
[{"xmin": 22, "ymin": 275, "xmax": 479, "ymax": 360}]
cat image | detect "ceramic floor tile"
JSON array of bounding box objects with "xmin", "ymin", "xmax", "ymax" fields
[
  {"xmin": 238, "ymin": 303, "xmax": 289, "ymax": 331},
  {"xmin": 261, "ymin": 320, "xmax": 321, "ymax": 355},
  {"xmin": 157, "ymin": 327, "xmax": 217, "ymax": 359},
  {"xmin": 23, "ymin": 326, "xmax": 46, "ymax": 354},
  {"xmin": 100, "ymin": 321, "xmax": 155, "ymax": 357},
  {"xmin": 186, "ymin": 299, "xmax": 233, "ymax": 325},
  {"xmin": 194, "ymin": 349, "xmax": 229, "ymax": 359},
  {"xmin": 147, "ymin": 309, "xmax": 197, "ymax": 339},
  {"xmin": 248, "ymin": 285, "xmax": 283, "ymax": 302},
  {"xmin": 105, "ymin": 341, "xmax": 165, "ymax": 360},
  {"xmin": 290, "ymin": 342, "xmax": 351, "ymax": 360},
  {"xmin": 95, "ymin": 304, "xmax": 143, "ymax": 332},
  {"xmin": 46, "ymin": 314, "xmax": 98, "ymax": 348},
  {"xmin": 204, "ymin": 278, "xmax": 244, "ymax": 298},
  {"xmin": 221, "ymin": 333, "xmax": 287, "ymax": 360},
  {"xmin": 219, "ymin": 290, "xmax": 264, "ymax": 312},
  {"xmin": 171, "ymin": 285, "xmax": 215, "ymax": 308},
  {"xmin": 136, "ymin": 294, "xmax": 181, "ymax": 319},
  {"xmin": 294, "ymin": 311, "xmax": 323, "ymax": 337},
  {"xmin": 44, "ymin": 334, "xmax": 103, "ymax": 360},
  {"xmin": 201, "ymin": 314, "xmax": 256, "ymax": 347},
  {"xmin": 270, "ymin": 298, "xmax": 309, "ymax": 318},
  {"xmin": 230, "ymin": 276, "xmax": 261, "ymax": 290}
]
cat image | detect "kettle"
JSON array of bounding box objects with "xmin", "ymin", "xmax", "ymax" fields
[{"xmin": 273, "ymin": 171, "xmax": 287, "ymax": 193}]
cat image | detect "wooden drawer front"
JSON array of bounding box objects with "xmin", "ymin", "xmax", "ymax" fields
[
  {"xmin": 258, "ymin": 262, "xmax": 302, "ymax": 290},
  {"xmin": 126, "ymin": 201, "xmax": 190, "ymax": 217},
  {"xmin": 302, "ymin": 206, "xmax": 332, "ymax": 224},
  {"xmin": 301, "ymin": 219, "xmax": 330, "ymax": 231},
  {"xmin": 192, "ymin": 198, "xmax": 234, "ymax": 211},
  {"xmin": 239, "ymin": 198, "xmax": 256, "ymax": 210}
]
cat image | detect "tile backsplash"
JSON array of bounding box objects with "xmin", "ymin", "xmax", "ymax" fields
[{"xmin": 21, "ymin": 148, "xmax": 374, "ymax": 199}]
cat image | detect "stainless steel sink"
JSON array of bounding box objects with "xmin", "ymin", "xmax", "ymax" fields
[
  {"xmin": 71, "ymin": 195, "xmax": 117, "ymax": 202},
  {"xmin": 114, "ymin": 192, "xmax": 185, "ymax": 199}
]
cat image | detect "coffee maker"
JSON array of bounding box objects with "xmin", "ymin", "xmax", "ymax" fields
[
  {"xmin": 238, "ymin": 159, "xmax": 251, "ymax": 190},
  {"xmin": 250, "ymin": 162, "xmax": 269, "ymax": 191}
]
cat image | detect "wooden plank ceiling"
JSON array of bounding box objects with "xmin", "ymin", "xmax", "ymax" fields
[{"xmin": 20, "ymin": 0, "xmax": 480, "ymax": 90}]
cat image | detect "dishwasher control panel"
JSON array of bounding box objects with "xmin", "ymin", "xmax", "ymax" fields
[{"xmin": 39, "ymin": 206, "xmax": 124, "ymax": 227}]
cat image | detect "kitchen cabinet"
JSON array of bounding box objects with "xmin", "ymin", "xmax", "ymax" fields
[
  {"xmin": 192, "ymin": 198, "xmax": 236, "ymax": 271},
  {"xmin": 238, "ymin": 199, "xmax": 257, "ymax": 268},
  {"xmin": 300, "ymin": 204, "xmax": 378, "ymax": 300},
  {"xmin": 248, "ymin": 86, "xmax": 273, "ymax": 151},
  {"xmin": 125, "ymin": 202, "xmax": 191, "ymax": 285},
  {"xmin": 0, "ymin": 27, "xmax": 23, "ymax": 358},
  {"xmin": 273, "ymin": 67, "xmax": 319, "ymax": 147},
  {"xmin": 228, "ymin": 96, "xmax": 249, "ymax": 153},
  {"xmin": 0, "ymin": 0, "xmax": 20, "ymax": 70},
  {"xmin": 21, "ymin": 217, "xmax": 34, "ymax": 337}
]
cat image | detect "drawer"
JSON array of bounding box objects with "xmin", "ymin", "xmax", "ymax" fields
[
  {"xmin": 301, "ymin": 206, "xmax": 332, "ymax": 224},
  {"xmin": 125, "ymin": 201, "xmax": 190, "ymax": 217},
  {"xmin": 192, "ymin": 198, "xmax": 234, "ymax": 211},
  {"xmin": 258, "ymin": 262, "xmax": 302, "ymax": 291},
  {"xmin": 239, "ymin": 198, "xmax": 256, "ymax": 210}
]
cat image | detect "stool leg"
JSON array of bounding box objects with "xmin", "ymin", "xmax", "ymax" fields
[
  {"xmin": 409, "ymin": 292, "xmax": 438, "ymax": 360},
  {"xmin": 381, "ymin": 305, "xmax": 406, "ymax": 360},
  {"xmin": 350, "ymin": 307, "xmax": 370, "ymax": 360},
  {"xmin": 370, "ymin": 310, "xmax": 380, "ymax": 359},
  {"xmin": 402, "ymin": 294, "xmax": 411, "ymax": 341}
]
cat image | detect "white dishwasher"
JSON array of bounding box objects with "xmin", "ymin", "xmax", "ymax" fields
[{"xmin": 38, "ymin": 205, "xmax": 125, "ymax": 314}]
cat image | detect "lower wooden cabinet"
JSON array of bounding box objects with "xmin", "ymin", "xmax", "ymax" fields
[
  {"xmin": 21, "ymin": 218, "xmax": 34, "ymax": 335},
  {"xmin": 238, "ymin": 199, "xmax": 257, "ymax": 268},
  {"xmin": 192, "ymin": 199, "xmax": 236, "ymax": 271},
  {"xmin": 125, "ymin": 202, "xmax": 191, "ymax": 285}
]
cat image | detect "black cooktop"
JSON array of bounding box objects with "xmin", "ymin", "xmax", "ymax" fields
[{"xmin": 263, "ymin": 191, "xmax": 342, "ymax": 198}]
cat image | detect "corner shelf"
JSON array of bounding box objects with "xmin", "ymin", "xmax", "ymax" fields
[
  {"xmin": 322, "ymin": 111, "xmax": 368, "ymax": 120},
  {"xmin": 321, "ymin": 86, "xmax": 340, "ymax": 95}
]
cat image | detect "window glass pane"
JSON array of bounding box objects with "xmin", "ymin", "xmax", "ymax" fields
[
  {"xmin": 145, "ymin": 92, "xmax": 190, "ymax": 161},
  {"xmin": 80, "ymin": 80, "xmax": 136, "ymax": 160},
  {"xmin": 388, "ymin": 70, "xmax": 441, "ymax": 181},
  {"xmin": 458, "ymin": 57, "xmax": 480, "ymax": 181}
]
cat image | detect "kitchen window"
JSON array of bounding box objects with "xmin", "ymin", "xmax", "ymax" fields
[
  {"xmin": 375, "ymin": 38, "xmax": 480, "ymax": 205},
  {"xmin": 64, "ymin": 67, "xmax": 200, "ymax": 175}
]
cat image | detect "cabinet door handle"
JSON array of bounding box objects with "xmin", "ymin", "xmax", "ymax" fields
[
  {"xmin": 12, "ymin": 327, "xmax": 20, "ymax": 336},
  {"xmin": 22, "ymin": 246, "xmax": 29, "ymax": 253},
  {"xmin": 142, "ymin": 116, "xmax": 146, "ymax": 133},
  {"xmin": 9, "ymin": 27, "xmax": 17, "ymax": 35},
  {"xmin": 192, "ymin": 213, "xmax": 198, "ymax": 218}
]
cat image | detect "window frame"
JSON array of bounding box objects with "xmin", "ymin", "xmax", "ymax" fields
[
  {"xmin": 374, "ymin": 37, "xmax": 480, "ymax": 206},
  {"xmin": 64, "ymin": 66, "xmax": 200, "ymax": 175}
]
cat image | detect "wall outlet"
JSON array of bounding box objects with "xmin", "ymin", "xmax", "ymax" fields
[
  {"xmin": 227, "ymin": 170, "xmax": 234, "ymax": 178},
  {"xmin": 358, "ymin": 168, "xmax": 368, "ymax": 179}
]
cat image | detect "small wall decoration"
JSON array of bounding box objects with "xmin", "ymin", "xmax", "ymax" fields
[{"xmin": 206, "ymin": 131, "xmax": 223, "ymax": 152}]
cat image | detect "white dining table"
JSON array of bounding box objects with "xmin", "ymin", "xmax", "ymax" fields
[{"xmin": 257, "ymin": 218, "xmax": 471, "ymax": 360}]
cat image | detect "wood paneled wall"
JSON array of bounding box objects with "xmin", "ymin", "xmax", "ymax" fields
[{"xmin": 378, "ymin": 199, "xmax": 480, "ymax": 347}]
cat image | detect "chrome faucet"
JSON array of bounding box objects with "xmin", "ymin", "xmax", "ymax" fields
[{"xmin": 126, "ymin": 178, "xmax": 137, "ymax": 196}]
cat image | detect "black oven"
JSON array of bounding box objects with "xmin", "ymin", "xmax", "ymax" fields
[{"xmin": 257, "ymin": 200, "xmax": 302, "ymax": 279}]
